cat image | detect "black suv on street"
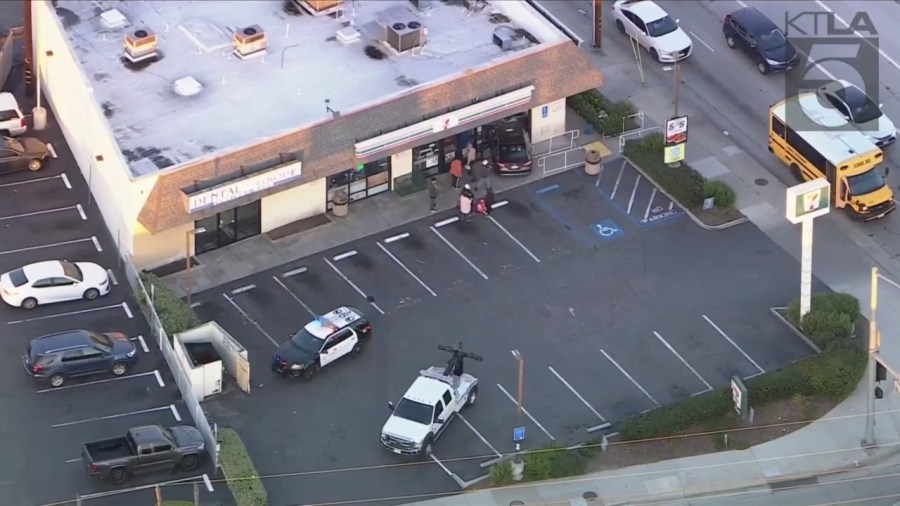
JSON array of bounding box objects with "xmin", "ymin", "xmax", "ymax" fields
[
  {"xmin": 489, "ymin": 118, "xmax": 532, "ymax": 176},
  {"xmin": 24, "ymin": 329, "xmax": 137, "ymax": 388},
  {"xmin": 723, "ymin": 7, "xmax": 798, "ymax": 75}
]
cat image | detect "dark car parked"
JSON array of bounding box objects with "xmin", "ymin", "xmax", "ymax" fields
[
  {"xmin": 489, "ymin": 118, "xmax": 532, "ymax": 176},
  {"xmin": 23, "ymin": 329, "xmax": 137, "ymax": 387},
  {"xmin": 0, "ymin": 135, "xmax": 50, "ymax": 174},
  {"xmin": 82, "ymin": 425, "xmax": 205, "ymax": 484},
  {"xmin": 723, "ymin": 7, "xmax": 798, "ymax": 74}
]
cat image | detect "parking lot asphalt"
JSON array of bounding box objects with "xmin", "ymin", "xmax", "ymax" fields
[
  {"xmin": 190, "ymin": 162, "xmax": 820, "ymax": 506},
  {"xmin": 0, "ymin": 107, "xmax": 225, "ymax": 506}
]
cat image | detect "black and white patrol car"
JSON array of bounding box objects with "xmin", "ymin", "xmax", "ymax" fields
[{"xmin": 272, "ymin": 307, "xmax": 372, "ymax": 379}]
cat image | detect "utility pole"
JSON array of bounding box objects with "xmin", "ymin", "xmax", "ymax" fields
[
  {"xmin": 673, "ymin": 62, "xmax": 681, "ymax": 117},
  {"xmin": 24, "ymin": 0, "xmax": 34, "ymax": 96},
  {"xmin": 864, "ymin": 266, "xmax": 879, "ymax": 447},
  {"xmin": 591, "ymin": 0, "xmax": 602, "ymax": 49}
]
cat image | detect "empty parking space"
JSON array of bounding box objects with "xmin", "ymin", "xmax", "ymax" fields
[
  {"xmin": 533, "ymin": 178, "xmax": 635, "ymax": 246},
  {"xmin": 379, "ymin": 227, "xmax": 484, "ymax": 296},
  {"xmin": 0, "ymin": 202, "xmax": 90, "ymax": 247},
  {"xmin": 702, "ymin": 309, "xmax": 816, "ymax": 369},
  {"xmin": 596, "ymin": 160, "xmax": 683, "ymax": 227},
  {"xmin": 276, "ymin": 258, "xmax": 372, "ymax": 314},
  {"xmin": 432, "ymin": 214, "xmax": 539, "ymax": 278},
  {"xmin": 0, "ymin": 173, "xmax": 74, "ymax": 215},
  {"xmin": 4, "ymin": 298, "xmax": 133, "ymax": 327},
  {"xmin": 221, "ymin": 282, "xmax": 305, "ymax": 345},
  {"xmin": 486, "ymin": 192, "xmax": 587, "ymax": 261}
]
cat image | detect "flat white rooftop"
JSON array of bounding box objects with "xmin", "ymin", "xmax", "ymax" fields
[{"xmin": 56, "ymin": 0, "xmax": 566, "ymax": 177}]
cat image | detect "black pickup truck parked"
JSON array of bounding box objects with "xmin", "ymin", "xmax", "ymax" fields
[{"xmin": 81, "ymin": 425, "xmax": 206, "ymax": 484}]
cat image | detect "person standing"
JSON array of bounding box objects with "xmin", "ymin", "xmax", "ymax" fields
[
  {"xmin": 464, "ymin": 142, "xmax": 477, "ymax": 173},
  {"xmin": 460, "ymin": 184, "xmax": 474, "ymax": 222},
  {"xmin": 483, "ymin": 186, "xmax": 495, "ymax": 216},
  {"xmin": 449, "ymin": 158, "xmax": 463, "ymax": 189},
  {"xmin": 428, "ymin": 177, "xmax": 438, "ymax": 212}
]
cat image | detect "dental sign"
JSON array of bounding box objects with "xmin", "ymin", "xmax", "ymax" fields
[
  {"xmin": 355, "ymin": 85, "xmax": 535, "ymax": 158},
  {"xmin": 185, "ymin": 161, "xmax": 303, "ymax": 213}
]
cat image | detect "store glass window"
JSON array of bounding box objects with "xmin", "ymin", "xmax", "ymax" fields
[
  {"xmin": 327, "ymin": 157, "xmax": 391, "ymax": 209},
  {"xmin": 194, "ymin": 200, "xmax": 261, "ymax": 255}
]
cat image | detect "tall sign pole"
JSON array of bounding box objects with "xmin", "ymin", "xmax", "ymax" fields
[
  {"xmin": 784, "ymin": 179, "xmax": 831, "ymax": 318},
  {"xmin": 865, "ymin": 267, "xmax": 878, "ymax": 447},
  {"xmin": 592, "ymin": 0, "xmax": 602, "ymax": 49}
]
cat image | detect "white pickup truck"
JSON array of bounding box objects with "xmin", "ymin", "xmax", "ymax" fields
[{"xmin": 380, "ymin": 365, "xmax": 478, "ymax": 456}]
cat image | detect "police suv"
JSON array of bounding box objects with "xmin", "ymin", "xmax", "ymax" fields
[{"xmin": 271, "ymin": 307, "xmax": 372, "ymax": 379}]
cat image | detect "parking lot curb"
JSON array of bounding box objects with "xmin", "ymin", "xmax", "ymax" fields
[
  {"xmin": 621, "ymin": 155, "xmax": 749, "ymax": 232},
  {"xmin": 769, "ymin": 306, "xmax": 823, "ymax": 354}
]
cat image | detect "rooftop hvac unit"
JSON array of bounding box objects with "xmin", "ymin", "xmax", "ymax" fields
[
  {"xmin": 123, "ymin": 29, "xmax": 159, "ymax": 63},
  {"xmin": 492, "ymin": 26, "xmax": 529, "ymax": 51},
  {"xmin": 232, "ymin": 25, "xmax": 267, "ymax": 60},
  {"xmin": 376, "ymin": 6, "xmax": 427, "ymax": 54},
  {"xmin": 293, "ymin": 0, "xmax": 343, "ymax": 17}
]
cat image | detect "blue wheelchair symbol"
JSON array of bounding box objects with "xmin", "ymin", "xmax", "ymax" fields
[{"xmin": 592, "ymin": 220, "xmax": 624, "ymax": 241}]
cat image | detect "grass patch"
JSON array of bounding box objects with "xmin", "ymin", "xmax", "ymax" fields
[
  {"xmin": 522, "ymin": 445, "xmax": 588, "ymax": 481},
  {"xmin": 136, "ymin": 271, "xmax": 201, "ymax": 336},
  {"xmin": 218, "ymin": 428, "xmax": 268, "ymax": 506},
  {"xmin": 489, "ymin": 459, "xmax": 514, "ymax": 486},
  {"xmin": 568, "ymin": 89, "xmax": 638, "ymax": 136}
]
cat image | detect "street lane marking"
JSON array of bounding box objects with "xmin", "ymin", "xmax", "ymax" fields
[
  {"xmin": 377, "ymin": 242, "xmax": 437, "ymax": 297},
  {"xmin": 492, "ymin": 200, "xmax": 509, "ymax": 209},
  {"xmin": 643, "ymin": 188, "xmax": 658, "ymax": 222},
  {"xmin": 384, "ymin": 232, "xmax": 409, "ymax": 244},
  {"xmin": 65, "ymin": 457, "xmax": 81, "ymax": 464},
  {"xmin": 457, "ymin": 413, "xmax": 502, "ymax": 458},
  {"xmin": 0, "ymin": 236, "xmax": 94, "ymax": 256},
  {"xmin": 203, "ymin": 473, "xmax": 214, "ymax": 492},
  {"xmin": 46, "ymin": 143, "xmax": 58, "ymax": 158},
  {"xmin": 154, "ymin": 369, "xmax": 165, "ymax": 387},
  {"xmin": 0, "ymin": 174, "xmax": 60, "ymax": 188},
  {"xmin": 736, "ymin": 0, "xmax": 747, "ymax": 7},
  {"xmin": 702, "ymin": 314, "xmax": 765, "ymax": 375},
  {"xmin": 600, "ymin": 348, "xmax": 659, "ymax": 406},
  {"xmin": 272, "ymin": 275, "xmax": 317, "ymax": 317},
  {"xmin": 333, "ymin": 250, "xmax": 357, "ymax": 261},
  {"xmin": 170, "ymin": 404, "xmax": 182, "ymax": 422},
  {"xmin": 626, "ymin": 175, "xmax": 642, "ymax": 214},
  {"xmin": 231, "ymin": 284, "xmax": 256, "ymax": 295},
  {"xmin": 690, "ymin": 31, "xmax": 715, "ymax": 52},
  {"xmin": 8, "ymin": 302, "xmax": 125, "ymax": 324},
  {"xmin": 653, "ymin": 331, "xmax": 713, "ymax": 394},
  {"xmin": 815, "ymin": 0, "xmax": 900, "ymax": 71},
  {"xmin": 132, "ymin": 335, "xmax": 149, "ymax": 353},
  {"xmin": 60, "ymin": 173, "xmax": 72, "ymax": 189},
  {"xmin": 496, "ymin": 383, "xmax": 556, "ymax": 441},
  {"xmin": 122, "ymin": 301, "xmax": 133, "ymax": 319},
  {"xmin": 488, "ymin": 215, "xmax": 541, "ymax": 263},
  {"xmin": 106, "ymin": 268, "xmax": 118, "ymax": 285},
  {"xmin": 51, "ymin": 405, "xmax": 172, "ymax": 428},
  {"xmin": 434, "ymin": 216, "xmax": 458, "ymax": 228},
  {"xmin": 283, "ymin": 266, "xmax": 308, "ymax": 278},
  {"xmin": 37, "ymin": 370, "xmax": 159, "ymax": 393},
  {"xmin": 548, "ymin": 366, "xmax": 608, "ymax": 423},
  {"xmin": 429, "ymin": 225, "xmax": 489, "ymax": 280},
  {"xmin": 323, "ymin": 257, "xmax": 387, "ymax": 315},
  {"xmin": 76, "ymin": 204, "xmax": 86, "ymax": 220},
  {"xmin": 223, "ymin": 293, "xmax": 280, "ymax": 346},
  {"xmin": 91, "ymin": 236, "xmax": 103, "ymax": 252},
  {"xmin": 190, "ymin": 301, "xmax": 202, "ymax": 308},
  {"xmin": 0, "ymin": 205, "xmax": 77, "ymax": 222},
  {"xmin": 610, "ymin": 162, "xmax": 626, "ymax": 199}
]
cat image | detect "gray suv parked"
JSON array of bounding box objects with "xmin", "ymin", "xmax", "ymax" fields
[{"xmin": 23, "ymin": 329, "xmax": 138, "ymax": 388}]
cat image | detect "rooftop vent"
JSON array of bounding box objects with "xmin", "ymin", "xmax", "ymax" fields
[
  {"xmin": 123, "ymin": 29, "xmax": 160, "ymax": 63},
  {"xmin": 173, "ymin": 76, "xmax": 203, "ymax": 97},
  {"xmin": 376, "ymin": 6, "xmax": 427, "ymax": 54},
  {"xmin": 293, "ymin": 0, "xmax": 343, "ymax": 17},
  {"xmin": 408, "ymin": 0, "xmax": 434, "ymax": 11},
  {"xmin": 100, "ymin": 8, "xmax": 127, "ymax": 30},
  {"xmin": 492, "ymin": 25, "xmax": 529, "ymax": 51},
  {"xmin": 336, "ymin": 26, "xmax": 361, "ymax": 45},
  {"xmin": 232, "ymin": 25, "xmax": 267, "ymax": 60}
]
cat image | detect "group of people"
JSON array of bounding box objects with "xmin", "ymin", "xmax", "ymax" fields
[
  {"xmin": 427, "ymin": 144, "xmax": 495, "ymax": 222},
  {"xmin": 458, "ymin": 182, "xmax": 495, "ymax": 222}
]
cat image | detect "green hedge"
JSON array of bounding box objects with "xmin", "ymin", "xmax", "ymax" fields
[
  {"xmin": 489, "ymin": 459, "xmax": 513, "ymax": 486},
  {"xmin": 568, "ymin": 89, "xmax": 638, "ymax": 136},
  {"xmin": 623, "ymin": 133, "xmax": 706, "ymax": 208},
  {"xmin": 704, "ymin": 180, "xmax": 737, "ymax": 211},
  {"xmin": 219, "ymin": 428, "xmax": 268, "ymax": 506},
  {"xmin": 787, "ymin": 292, "xmax": 861, "ymax": 349},
  {"xmin": 522, "ymin": 445, "xmax": 588, "ymax": 481},
  {"xmin": 136, "ymin": 272, "xmax": 201, "ymax": 336}
]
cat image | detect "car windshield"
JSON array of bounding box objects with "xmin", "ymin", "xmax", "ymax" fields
[
  {"xmin": 757, "ymin": 28, "xmax": 787, "ymax": 51},
  {"xmin": 290, "ymin": 329, "xmax": 324, "ymax": 353},
  {"xmin": 60, "ymin": 261, "xmax": 83, "ymax": 282},
  {"xmin": 392, "ymin": 398, "xmax": 433, "ymax": 425},
  {"xmin": 843, "ymin": 89, "xmax": 882, "ymax": 124},
  {"xmin": 7, "ymin": 268, "xmax": 28, "ymax": 287},
  {"xmin": 847, "ymin": 170, "xmax": 885, "ymax": 196},
  {"xmin": 498, "ymin": 143, "xmax": 530, "ymax": 163},
  {"xmin": 646, "ymin": 15, "xmax": 678, "ymax": 38}
]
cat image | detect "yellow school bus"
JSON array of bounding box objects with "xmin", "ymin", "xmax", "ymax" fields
[{"xmin": 769, "ymin": 93, "xmax": 895, "ymax": 221}]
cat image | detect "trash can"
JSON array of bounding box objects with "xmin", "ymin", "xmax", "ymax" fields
[
  {"xmin": 32, "ymin": 106, "xmax": 47, "ymax": 131},
  {"xmin": 332, "ymin": 190, "xmax": 349, "ymax": 217},
  {"xmin": 584, "ymin": 148, "xmax": 602, "ymax": 176},
  {"xmin": 584, "ymin": 123, "xmax": 594, "ymax": 135}
]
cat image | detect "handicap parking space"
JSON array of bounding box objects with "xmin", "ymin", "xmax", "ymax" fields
[{"xmin": 595, "ymin": 159, "xmax": 684, "ymax": 227}]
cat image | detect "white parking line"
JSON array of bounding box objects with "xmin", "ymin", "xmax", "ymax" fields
[
  {"xmin": 65, "ymin": 457, "xmax": 81, "ymax": 464},
  {"xmin": 643, "ymin": 188, "xmax": 658, "ymax": 222},
  {"xmin": 429, "ymin": 454, "xmax": 467, "ymax": 488},
  {"xmin": 377, "ymin": 242, "xmax": 437, "ymax": 297},
  {"xmin": 92, "ymin": 236, "xmax": 103, "ymax": 252},
  {"xmin": 434, "ymin": 216, "xmax": 459, "ymax": 228},
  {"xmin": 333, "ymin": 250, "xmax": 357, "ymax": 261},
  {"xmin": 610, "ymin": 161, "xmax": 626, "ymax": 199},
  {"xmin": 37, "ymin": 370, "xmax": 160, "ymax": 393},
  {"xmin": 457, "ymin": 413, "xmax": 502, "ymax": 458},
  {"xmin": 0, "ymin": 236, "xmax": 94, "ymax": 256},
  {"xmin": 653, "ymin": 331, "xmax": 713, "ymax": 395},
  {"xmin": 690, "ymin": 31, "xmax": 715, "ymax": 52},
  {"xmin": 626, "ymin": 175, "xmax": 642, "ymax": 214},
  {"xmin": 815, "ymin": 0, "xmax": 900, "ymax": 71},
  {"xmin": 0, "ymin": 205, "xmax": 78, "ymax": 222},
  {"xmin": 0, "ymin": 174, "xmax": 60, "ymax": 188},
  {"xmin": 46, "ymin": 143, "xmax": 58, "ymax": 159},
  {"xmin": 495, "ymin": 383, "xmax": 556, "ymax": 441},
  {"xmin": 223, "ymin": 293, "xmax": 280, "ymax": 346},
  {"xmin": 384, "ymin": 232, "xmax": 410, "ymax": 244},
  {"xmin": 121, "ymin": 301, "xmax": 133, "ymax": 319},
  {"xmin": 487, "ymin": 215, "xmax": 541, "ymax": 263},
  {"xmin": 323, "ymin": 258, "xmax": 387, "ymax": 315},
  {"xmin": 7, "ymin": 302, "xmax": 125, "ymax": 324},
  {"xmin": 548, "ymin": 366, "xmax": 610, "ymax": 428},
  {"xmin": 231, "ymin": 284, "xmax": 256, "ymax": 295},
  {"xmin": 190, "ymin": 301, "xmax": 202, "ymax": 309},
  {"xmin": 283, "ymin": 266, "xmax": 308, "ymax": 278},
  {"xmin": 106, "ymin": 268, "xmax": 118, "ymax": 285},
  {"xmin": 60, "ymin": 173, "xmax": 72, "ymax": 189},
  {"xmin": 76, "ymin": 204, "xmax": 87, "ymax": 220},
  {"xmin": 75, "ymin": 474, "xmax": 211, "ymax": 499},
  {"xmin": 132, "ymin": 335, "xmax": 149, "ymax": 353},
  {"xmin": 272, "ymin": 275, "xmax": 317, "ymax": 317},
  {"xmin": 203, "ymin": 473, "xmax": 214, "ymax": 492},
  {"xmin": 492, "ymin": 200, "xmax": 509, "ymax": 210},
  {"xmin": 429, "ymin": 225, "xmax": 489, "ymax": 280},
  {"xmin": 736, "ymin": 0, "xmax": 747, "ymax": 7},
  {"xmin": 600, "ymin": 348, "xmax": 659, "ymax": 406},
  {"xmin": 154, "ymin": 369, "xmax": 165, "ymax": 387},
  {"xmin": 702, "ymin": 315, "xmax": 765, "ymax": 375},
  {"xmin": 51, "ymin": 405, "xmax": 173, "ymax": 428},
  {"xmin": 170, "ymin": 404, "xmax": 182, "ymax": 422}
]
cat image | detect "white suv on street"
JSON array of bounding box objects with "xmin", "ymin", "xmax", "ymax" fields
[{"xmin": 612, "ymin": 0, "xmax": 693, "ymax": 63}]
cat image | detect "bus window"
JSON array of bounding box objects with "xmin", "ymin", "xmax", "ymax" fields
[{"xmin": 772, "ymin": 117, "xmax": 786, "ymax": 138}]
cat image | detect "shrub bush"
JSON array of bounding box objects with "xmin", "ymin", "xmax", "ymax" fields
[
  {"xmin": 522, "ymin": 446, "xmax": 588, "ymax": 481},
  {"xmin": 218, "ymin": 428, "xmax": 268, "ymax": 506},
  {"xmin": 619, "ymin": 389, "xmax": 732, "ymax": 441},
  {"xmin": 787, "ymin": 292, "xmax": 860, "ymax": 349},
  {"xmin": 623, "ymin": 134, "xmax": 705, "ymax": 208},
  {"xmin": 568, "ymin": 89, "xmax": 638, "ymax": 136},
  {"xmin": 704, "ymin": 180, "xmax": 737, "ymax": 211},
  {"xmin": 490, "ymin": 459, "xmax": 513, "ymax": 486},
  {"xmin": 137, "ymin": 272, "xmax": 201, "ymax": 336}
]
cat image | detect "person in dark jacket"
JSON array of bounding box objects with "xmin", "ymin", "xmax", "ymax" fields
[
  {"xmin": 428, "ymin": 177, "xmax": 438, "ymax": 212},
  {"xmin": 483, "ymin": 187, "xmax": 495, "ymax": 215}
]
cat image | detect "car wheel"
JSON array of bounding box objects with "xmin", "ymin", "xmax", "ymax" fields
[
  {"xmin": 0, "ymin": 130, "xmax": 9, "ymax": 136},
  {"xmin": 466, "ymin": 385, "xmax": 478, "ymax": 407},
  {"xmin": 111, "ymin": 362, "xmax": 128, "ymax": 376},
  {"xmin": 790, "ymin": 164, "xmax": 803, "ymax": 182},
  {"xmin": 83, "ymin": 288, "xmax": 100, "ymax": 300},
  {"xmin": 27, "ymin": 158, "xmax": 42, "ymax": 171},
  {"xmin": 108, "ymin": 468, "xmax": 129, "ymax": 484},
  {"xmin": 180, "ymin": 454, "xmax": 200, "ymax": 471},
  {"xmin": 422, "ymin": 437, "xmax": 434, "ymax": 457},
  {"xmin": 304, "ymin": 362, "xmax": 320, "ymax": 380},
  {"xmin": 726, "ymin": 36, "xmax": 736, "ymax": 48},
  {"xmin": 616, "ymin": 19, "xmax": 625, "ymax": 34},
  {"xmin": 353, "ymin": 342, "xmax": 363, "ymax": 355},
  {"xmin": 757, "ymin": 61, "xmax": 769, "ymax": 75},
  {"xmin": 21, "ymin": 297, "xmax": 37, "ymax": 309},
  {"xmin": 650, "ymin": 48, "xmax": 660, "ymax": 62},
  {"xmin": 49, "ymin": 374, "xmax": 65, "ymax": 388}
]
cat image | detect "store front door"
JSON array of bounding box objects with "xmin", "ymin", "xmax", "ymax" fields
[{"xmin": 194, "ymin": 200, "xmax": 261, "ymax": 255}]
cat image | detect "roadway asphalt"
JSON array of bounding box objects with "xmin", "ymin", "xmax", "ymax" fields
[
  {"xmin": 0, "ymin": 89, "xmax": 225, "ymax": 505},
  {"xmin": 191, "ymin": 162, "xmax": 819, "ymax": 506}
]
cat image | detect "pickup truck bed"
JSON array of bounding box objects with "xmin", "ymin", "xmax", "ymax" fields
[{"xmin": 83, "ymin": 438, "xmax": 133, "ymax": 461}]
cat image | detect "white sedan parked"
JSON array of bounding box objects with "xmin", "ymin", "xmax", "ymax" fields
[
  {"xmin": 0, "ymin": 260, "xmax": 110, "ymax": 309},
  {"xmin": 612, "ymin": 0, "xmax": 693, "ymax": 63}
]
